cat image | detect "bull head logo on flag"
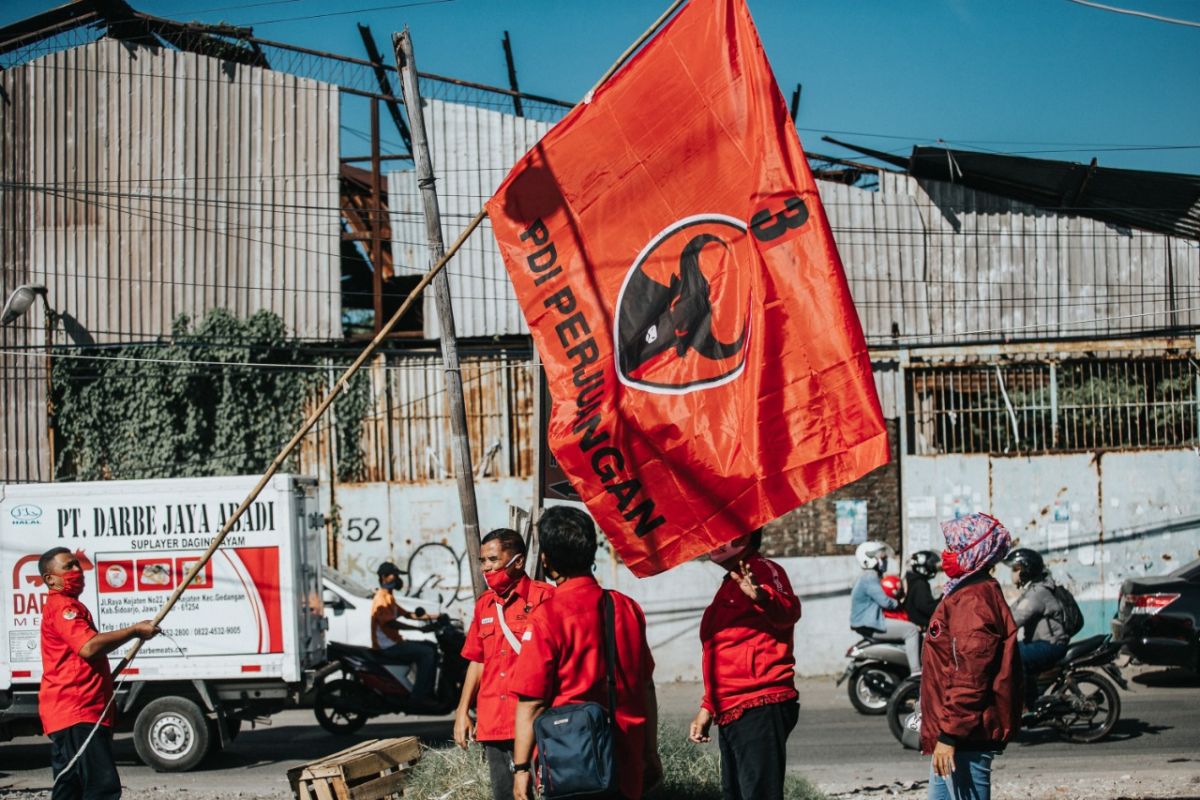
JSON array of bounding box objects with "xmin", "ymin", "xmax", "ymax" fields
[{"xmin": 487, "ymin": 0, "xmax": 889, "ymax": 576}]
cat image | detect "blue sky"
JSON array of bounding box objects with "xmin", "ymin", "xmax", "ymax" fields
[{"xmin": 3, "ymin": 0, "xmax": 1199, "ymax": 174}]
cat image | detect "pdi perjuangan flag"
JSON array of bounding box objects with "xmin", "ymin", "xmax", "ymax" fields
[{"xmin": 487, "ymin": 0, "xmax": 888, "ymax": 577}]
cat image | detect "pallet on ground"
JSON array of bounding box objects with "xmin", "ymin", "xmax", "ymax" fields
[{"xmin": 288, "ymin": 737, "xmax": 423, "ymax": 800}]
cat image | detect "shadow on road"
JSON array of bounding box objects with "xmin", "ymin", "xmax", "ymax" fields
[
  {"xmin": 1015, "ymin": 716, "xmax": 1171, "ymax": 747},
  {"xmin": 0, "ymin": 719, "xmax": 456, "ymax": 775},
  {"xmin": 1132, "ymin": 668, "xmax": 1200, "ymax": 688}
]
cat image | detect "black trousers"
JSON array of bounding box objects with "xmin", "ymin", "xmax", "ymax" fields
[
  {"xmin": 482, "ymin": 740, "xmax": 515, "ymax": 800},
  {"xmin": 49, "ymin": 723, "xmax": 122, "ymax": 800},
  {"xmin": 717, "ymin": 700, "xmax": 799, "ymax": 800}
]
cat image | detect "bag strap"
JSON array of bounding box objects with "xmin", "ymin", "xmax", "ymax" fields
[
  {"xmin": 495, "ymin": 601, "xmax": 522, "ymax": 654},
  {"xmin": 601, "ymin": 591, "xmax": 617, "ymax": 726}
]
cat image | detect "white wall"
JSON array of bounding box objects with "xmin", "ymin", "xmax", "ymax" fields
[{"xmin": 322, "ymin": 479, "xmax": 865, "ymax": 678}]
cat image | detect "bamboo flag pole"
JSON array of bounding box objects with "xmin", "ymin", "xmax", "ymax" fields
[{"xmin": 113, "ymin": 0, "xmax": 688, "ymax": 676}]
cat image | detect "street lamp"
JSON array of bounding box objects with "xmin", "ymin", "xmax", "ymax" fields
[
  {"xmin": 1, "ymin": 283, "xmax": 57, "ymax": 479},
  {"xmin": 0, "ymin": 284, "xmax": 47, "ymax": 326}
]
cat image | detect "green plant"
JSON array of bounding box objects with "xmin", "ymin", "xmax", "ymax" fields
[
  {"xmin": 52, "ymin": 309, "xmax": 333, "ymax": 481},
  {"xmin": 404, "ymin": 724, "xmax": 825, "ymax": 800}
]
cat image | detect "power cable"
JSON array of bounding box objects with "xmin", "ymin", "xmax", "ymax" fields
[{"xmin": 1064, "ymin": 0, "xmax": 1200, "ymax": 28}]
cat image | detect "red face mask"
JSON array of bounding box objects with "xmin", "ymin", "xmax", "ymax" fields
[
  {"xmin": 483, "ymin": 554, "xmax": 522, "ymax": 597},
  {"xmin": 941, "ymin": 550, "xmax": 966, "ymax": 579},
  {"xmin": 59, "ymin": 570, "xmax": 85, "ymax": 597}
]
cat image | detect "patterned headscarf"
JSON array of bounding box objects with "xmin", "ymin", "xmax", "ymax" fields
[{"xmin": 940, "ymin": 512, "xmax": 1012, "ymax": 594}]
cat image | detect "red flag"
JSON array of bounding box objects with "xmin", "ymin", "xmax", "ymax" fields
[{"xmin": 487, "ymin": 0, "xmax": 888, "ymax": 576}]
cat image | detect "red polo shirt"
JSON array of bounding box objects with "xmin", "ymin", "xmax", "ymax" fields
[
  {"xmin": 510, "ymin": 576, "xmax": 655, "ymax": 800},
  {"xmin": 700, "ymin": 555, "xmax": 801, "ymax": 724},
  {"xmin": 461, "ymin": 574, "xmax": 555, "ymax": 742},
  {"xmin": 39, "ymin": 591, "xmax": 114, "ymax": 735}
]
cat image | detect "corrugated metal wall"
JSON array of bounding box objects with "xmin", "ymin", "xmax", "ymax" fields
[
  {"xmin": 295, "ymin": 350, "xmax": 536, "ymax": 485},
  {"xmin": 0, "ymin": 39, "xmax": 342, "ymax": 482},
  {"xmin": 388, "ymin": 99, "xmax": 553, "ymax": 339},
  {"xmin": 830, "ymin": 173, "xmax": 1200, "ymax": 342}
]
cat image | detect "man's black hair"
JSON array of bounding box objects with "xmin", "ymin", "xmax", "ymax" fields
[
  {"xmin": 377, "ymin": 561, "xmax": 402, "ymax": 577},
  {"xmin": 748, "ymin": 528, "xmax": 763, "ymax": 552},
  {"xmin": 481, "ymin": 528, "xmax": 526, "ymax": 556},
  {"xmin": 537, "ymin": 506, "xmax": 596, "ymax": 576},
  {"xmin": 39, "ymin": 547, "xmax": 71, "ymax": 579}
]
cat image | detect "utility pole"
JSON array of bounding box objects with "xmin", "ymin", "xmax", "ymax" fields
[
  {"xmin": 394, "ymin": 28, "xmax": 485, "ymax": 599},
  {"xmin": 501, "ymin": 31, "xmax": 524, "ymax": 117},
  {"xmin": 790, "ymin": 83, "xmax": 802, "ymax": 123}
]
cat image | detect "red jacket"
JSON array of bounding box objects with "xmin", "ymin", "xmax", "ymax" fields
[
  {"xmin": 700, "ymin": 555, "xmax": 801, "ymax": 723},
  {"xmin": 919, "ymin": 573, "xmax": 1022, "ymax": 754}
]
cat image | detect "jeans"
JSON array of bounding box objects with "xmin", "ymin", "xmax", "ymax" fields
[
  {"xmin": 1018, "ymin": 640, "xmax": 1068, "ymax": 708},
  {"xmin": 717, "ymin": 700, "xmax": 799, "ymax": 800},
  {"xmin": 482, "ymin": 741, "xmax": 514, "ymax": 800},
  {"xmin": 50, "ymin": 723, "xmax": 122, "ymax": 800},
  {"xmin": 877, "ymin": 618, "xmax": 923, "ymax": 673},
  {"xmin": 380, "ymin": 640, "xmax": 437, "ymax": 702},
  {"xmin": 927, "ymin": 750, "xmax": 995, "ymax": 800}
]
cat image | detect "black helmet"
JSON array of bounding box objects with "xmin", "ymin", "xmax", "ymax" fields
[
  {"xmin": 376, "ymin": 561, "xmax": 403, "ymax": 587},
  {"xmin": 1003, "ymin": 547, "xmax": 1045, "ymax": 587},
  {"xmin": 909, "ymin": 550, "xmax": 941, "ymax": 579}
]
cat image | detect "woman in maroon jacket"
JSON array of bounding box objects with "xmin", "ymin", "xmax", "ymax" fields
[{"xmin": 921, "ymin": 513, "xmax": 1022, "ymax": 800}]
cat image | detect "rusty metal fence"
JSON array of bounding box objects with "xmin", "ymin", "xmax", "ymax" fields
[{"xmin": 908, "ymin": 357, "xmax": 1200, "ymax": 455}]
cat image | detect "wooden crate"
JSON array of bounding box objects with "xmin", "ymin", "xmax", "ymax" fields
[{"xmin": 288, "ymin": 737, "xmax": 423, "ymax": 800}]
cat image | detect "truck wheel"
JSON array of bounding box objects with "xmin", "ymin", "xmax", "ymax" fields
[{"xmin": 133, "ymin": 697, "xmax": 212, "ymax": 772}]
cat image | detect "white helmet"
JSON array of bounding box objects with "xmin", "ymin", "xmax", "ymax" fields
[{"xmin": 855, "ymin": 540, "xmax": 891, "ymax": 571}]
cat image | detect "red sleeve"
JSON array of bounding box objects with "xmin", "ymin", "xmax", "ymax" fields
[
  {"xmin": 461, "ymin": 597, "xmax": 485, "ymax": 663},
  {"xmin": 51, "ymin": 601, "xmax": 100, "ymax": 656},
  {"xmin": 508, "ymin": 608, "xmax": 557, "ymax": 703},
  {"xmin": 633, "ymin": 602, "xmax": 655, "ymax": 678},
  {"xmin": 938, "ymin": 601, "xmax": 1003, "ymax": 742},
  {"xmin": 750, "ymin": 559, "xmax": 802, "ymax": 628}
]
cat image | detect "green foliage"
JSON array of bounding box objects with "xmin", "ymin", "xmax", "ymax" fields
[
  {"xmin": 52, "ymin": 309, "xmax": 337, "ymax": 481},
  {"xmin": 333, "ymin": 364, "xmax": 372, "ymax": 482},
  {"xmin": 404, "ymin": 724, "xmax": 826, "ymax": 800}
]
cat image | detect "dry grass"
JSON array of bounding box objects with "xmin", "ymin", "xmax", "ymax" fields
[{"xmin": 404, "ymin": 725, "xmax": 826, "ymax": 800}]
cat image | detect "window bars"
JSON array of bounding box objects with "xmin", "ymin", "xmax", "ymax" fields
[{"xmin": 907, "ymin": 358, "xmax": 1199, "ymax": 455}]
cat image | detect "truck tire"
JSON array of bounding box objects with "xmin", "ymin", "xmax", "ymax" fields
[{"xmin": 133, "ymin": 697, "xmax": 212, "ymax": 772}]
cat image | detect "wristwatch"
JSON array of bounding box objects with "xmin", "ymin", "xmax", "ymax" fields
[{"xmin": 510, "ymin": 761, "xmax": 531, "ymax": 774}]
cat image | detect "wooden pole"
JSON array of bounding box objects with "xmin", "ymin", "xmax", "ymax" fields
[
  {"xmin": 501, "ymin": 31, "xmax": 523, "ymax": 118},
  {"xmin": 526, "ymin": 349, "xmax": 545, "ymax": 579},
  {"xmin": 395, "ymin": 27, "xmax": 486, "ymax": 600},
  {"xmin": 370, "ymin": 98, "xmax": 384, "ymax": 334}
]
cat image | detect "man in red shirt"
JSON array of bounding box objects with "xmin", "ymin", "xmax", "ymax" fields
[
  {"xmin": 688, "ymin": 529, "xmax": 802, "ymax": 800},
  {"xmin": 509, "ymin": 507, "xmax": 661, "ymax": 800},
  {"xmin": 454, "ymin": 528, "xmax": 554, "ymax": 800},
  {"xmin": 38, "ymin": 547, "xmax": 159, "ymax": 800}
]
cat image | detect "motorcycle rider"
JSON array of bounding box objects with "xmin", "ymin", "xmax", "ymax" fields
[
  {"xmin": 850, "ymin": 541, "xmax": 921, "ymax": 674},
  {"xmin": 455, "ymin": 529, "xmax": 555, "ymax": 800},
  {"xmin": 903, "ymin": 551, "xmax": 942, "ymax": 629},
  {"xmin": 1003, "ymin": 547, "xmax": 1070, "ymax": 709},
  {"xmin": 371, "ymin": 562, "xmax": 438, "ymax": 708}
]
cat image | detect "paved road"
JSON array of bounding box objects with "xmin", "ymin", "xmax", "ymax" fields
[{"xmin": 0, "ymin": 669, "xmax": 1196, "ymax": 798}]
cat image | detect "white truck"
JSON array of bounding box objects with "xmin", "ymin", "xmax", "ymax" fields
[{"xmin": 0, "ymin": 474, "xmax": 326, "ymax": 771}]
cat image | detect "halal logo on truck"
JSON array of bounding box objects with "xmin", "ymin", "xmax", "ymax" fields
[{"xmin": 9, "ymin": 504, "xmax": 43, "ymax": 526}]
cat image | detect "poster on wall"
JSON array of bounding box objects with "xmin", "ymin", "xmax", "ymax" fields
[{"xmin": 835, "ymin": 500, "xmax": 868, "ymax": 545}]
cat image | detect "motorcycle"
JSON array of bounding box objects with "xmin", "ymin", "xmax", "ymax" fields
[
  {"xmin": 836, "ymin": 630, "xmax": 912, "ymax": 715},
  {"xmin": 887, "ymin": 633, "xmax": 1128, "ymax": 748},
  {"xmin": 313, "ymin": 613, "xmax": 469, "ymax": 734}
]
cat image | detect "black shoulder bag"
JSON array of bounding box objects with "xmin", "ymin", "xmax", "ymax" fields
[{"xmin": 532, "ymin": 591, "xmax": 618, "ymax": 799}]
